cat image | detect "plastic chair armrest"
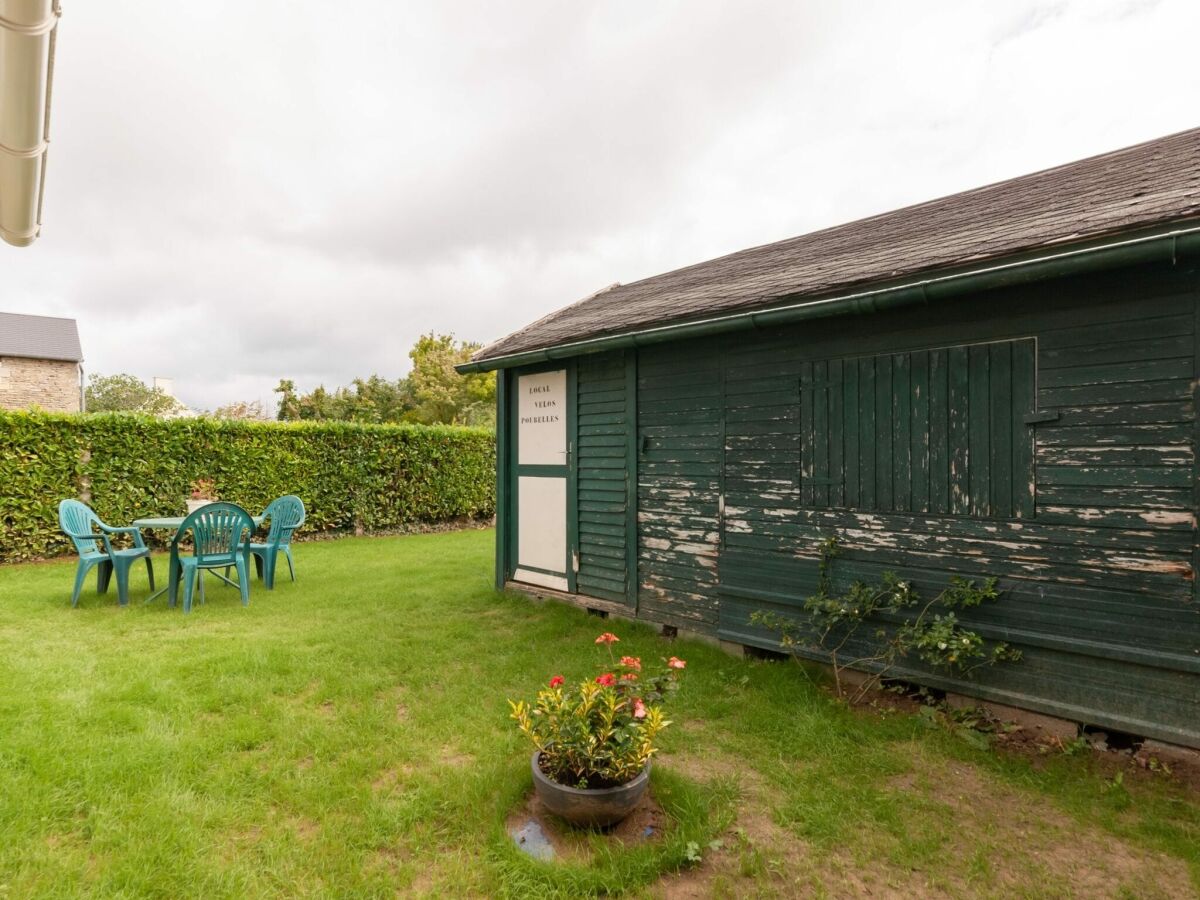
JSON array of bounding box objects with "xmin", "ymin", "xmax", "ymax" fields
[
  {"xmin": 65, "ymin": 529, "xmax": 106, "ymax": 542},
  {"xmin": 100, "ymin": 523, "xmax": 147, "ymax": 548}
]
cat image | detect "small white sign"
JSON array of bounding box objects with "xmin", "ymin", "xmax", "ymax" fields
[{"xmin": 517, "ymin": 370, "xmax": 567, "ymax": 466}]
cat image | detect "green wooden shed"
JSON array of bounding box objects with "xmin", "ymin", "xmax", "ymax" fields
[{"xmin": 459, "ymin": 128, "xmax": 1200, "ymax": 750}]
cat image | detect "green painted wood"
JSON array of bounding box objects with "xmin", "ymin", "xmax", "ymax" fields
[
  {"xmin": 842, "ymin": 359, "xmax": 859, "ymax": 509},
  {"xmin": 894, "ymin": 352, "xmax": 911, "ymax": 512},
  {"xmin": 796, "ymin": 339, "xmax": 1034, "ymax": 519},
  {"xmin": 829, "ymin": 358, "xmax": 844, "ymax": 508},
  {"xmin": 574, "ymin": 352, "xmax": 631, "ymax": 605},
  {"xmin": 968, "ymin": 343, "xmax": 990, "ymax": 517},
  {"xmin": 876, "ymin": 354, "xmax": 893, "ymax": 510},
  {"xmin": 911, "ymin": 349, "xmax": 930, "ymax": 514},
  {"xmin": 816, "ymin": 359, "xmax": 831, "ymax": 507},
  {"xmin": 1012, "ymin": 339, "xmax": 1036, "ymax": 517},
  {"xmin": 499, "ymin": 265, "xmax": 1200, "ymax": 748},
  {"xmin": 860, "ymin": 356, "xmax": 876, "ymax": 508},
  {"xmin": 625, "ymin": 349, "xmax": 639, "ymax": 608},
  {"xmin": 990, "ymin": 341, "xmax": 1014, "ymax": 519},
  {"xmin": 798, "ymin": 361, "xmax": 812, "ymax": 507},
  {"xmin": 507, "ymin": 361, "xmax": 574, "ymax": 587},
  {"xmin": 495, "ymin": 370, "xmax": 508, "ymax": 588},
  {"xmin": 948, "ymin": 345, "xmax": 971, "ymax": 514}
]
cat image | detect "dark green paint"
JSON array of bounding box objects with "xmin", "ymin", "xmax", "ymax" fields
[{"xmin": 493, "ymin": 261, "xmax": 1200, "ymax": 749}]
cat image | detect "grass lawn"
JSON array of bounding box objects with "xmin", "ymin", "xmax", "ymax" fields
[{"xmin": 0, "ymin": 528, "xmax": 1197, "ymax": 898}]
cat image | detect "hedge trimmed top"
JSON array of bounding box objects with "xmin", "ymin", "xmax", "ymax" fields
[{"xmin": 0, "ymin": 411, "xmax": 496, "ymax": 563}]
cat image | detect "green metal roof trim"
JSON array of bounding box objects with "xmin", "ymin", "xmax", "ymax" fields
[{"xmin": 461, "ymin": 127, "xmax": 1200, "ymax": 373}]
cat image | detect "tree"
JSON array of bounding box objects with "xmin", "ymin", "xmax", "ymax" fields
[
  {"xmin": 85, "ymin": 373, "xmax": 185, "ymax": 417},
  {"xmin": 273, "ymin": 333, "xmax": 494, "ymax": 427},
  {"xmin": 274, "ymin": 379, "xmax": 302, "ymax": 420},
  {"xmin": 274, "ymin": 376, "xmax": 416, "ymax": 423},
  {"xmin": 211, "ymin": 399, "xmax": 267, "ymax": 420},
  {"xmin": 408, "ymin": 333, "xmax": 495, "ymax": 426}
]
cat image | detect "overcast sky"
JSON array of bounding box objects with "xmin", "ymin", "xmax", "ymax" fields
[{"xmin": 4, "ymin": 0, "xmax": 1199, "ymax": 412}]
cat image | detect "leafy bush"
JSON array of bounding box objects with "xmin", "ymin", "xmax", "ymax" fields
[
  {"xmin": 0, "ymin": 411, "xmax": 495, "ymax": 562},
  {"xmin": 509, "ymin": 632, "xmax": 687, "ymax": 788},
  {"xmin": 752, "ymin": 536, "xmax": 1019, "ymax": 700}
]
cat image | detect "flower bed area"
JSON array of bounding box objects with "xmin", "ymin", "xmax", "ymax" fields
[{"xmin": 0, "ymin": 529, "xmax": 1197, "ymax": 897}]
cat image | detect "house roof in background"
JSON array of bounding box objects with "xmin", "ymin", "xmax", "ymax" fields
[
  {"xmin": 0, "ymin": 312, "xmax": 83, "ymax": 362},
  {"xmin": 473, "ymin": 126, "xmax": 1200, "ymax": 363}
]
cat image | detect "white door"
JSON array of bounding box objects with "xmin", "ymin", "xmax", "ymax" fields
[{"xmin": 513, "ymin": 369, "xmax": 570, "ymax": 590}]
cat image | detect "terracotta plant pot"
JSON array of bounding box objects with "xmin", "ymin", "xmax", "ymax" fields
[{"xmin": 530, "ymin": 751, "xmax": 650, "ymax": 828}]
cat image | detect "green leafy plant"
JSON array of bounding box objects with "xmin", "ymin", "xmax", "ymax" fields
[
  {"xmin": 0, "ymin": 411, "xmax": 495, "ymax": 562},
  {"xmin": 84, "ymin": 373, "xmax": 186, "ymax": 417},
  {"xmin": 509, "ymin": 632, "xmax": 687, "ymax": 789},
  {"xmin": 751, "ymin": 537, "xmax": 1020, "ymax": 700},
  {"xmin": 189, "ymin": 478, "xmax": 218, "ymax": 501}
]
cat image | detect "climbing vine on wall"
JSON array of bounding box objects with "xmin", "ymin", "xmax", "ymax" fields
[{"xmin": 751, "ymin": 537, "xmax": 1021, "ymax": 699}]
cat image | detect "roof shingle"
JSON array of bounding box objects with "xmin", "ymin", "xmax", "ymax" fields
[
  {"xmin": 474, "ymin": 127, "xmax": 1200, "ymax": 363},
  {"xmin": 0, "ymin": 312, "xmax": 83, "ymax": 362}
]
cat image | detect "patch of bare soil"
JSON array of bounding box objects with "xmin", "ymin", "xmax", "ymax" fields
[
  {"xmin": 899, "ymin": 751, "xmax": 1192, "ymax": 898},
  {"xmin": 371, "ymin": 763, "xmax": 414, "ymax": 794},
  {"xmin": 505, "ymin": 791, "xmax": 666, "ymax": 865},
  {"xmin": 851, "ymin": 682, "xmax": 1200, "ymax": 796},
  {"xmin": 438, "ymin": 744, "xmax": 475, "ymax": 768},
  {"xmin": 651, "ymin": 742, "xmax": 1193, "ymax": 899},
  {"xmin": 288, "ymin": 815, "xmax": 320, "ymax": 842}
]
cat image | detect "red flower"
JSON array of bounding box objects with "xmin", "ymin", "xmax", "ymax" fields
[
  {"xmin": 632, "ymin": 698, "xmax": 647, "ymax": 719},
  {"xmin": 668, "ymin": 657, "xmax": 686, "ymax": 670},
  {"xmin": 548, "ymin": 675, "xmax": 565, "ymax": 688},
  {"xmin": 620, "ymin": 672, "xmax": 638, "ymax": 682},
  {"xmin": 595, "ymin": 632, "xmax": 620, "ymax": 645},
  {"xmin": 619, "ymin": 656, "xmax": 642, "ymax": 671},
  {"xmin": 595, "ymin": 673, "xmax": 617, "ymax": 686}
]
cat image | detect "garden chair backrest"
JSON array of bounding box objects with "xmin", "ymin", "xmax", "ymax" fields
[
  {"xmin": 58, "ymin": 499, "xmax": 105, "ymax": 558},
  {"xmin": 171, "ymin": 502, "xmax": 254, "ymax": 561},
  {"xmin": 263, "ymin": 495, "xmax": 305, "ymax": 545}
]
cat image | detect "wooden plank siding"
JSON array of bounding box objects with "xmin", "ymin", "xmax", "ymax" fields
[
  {"xmin": 517, "ymin": 264, "xmax": 1200, "ymax": 746},
  {"xmin": 712, "ymin": 266, "xmax": 1200, "ymax": 747},
  {"xmin": 635, "ymin": 342, "xmax": 723, "ymax": 631},
  {"xmin": 798, "ymin": 339, "xmax": 1036, "ymax": 517},
  {"xmin": 575, "ymin": 351, "xmax": 632, "ymax": 605}
]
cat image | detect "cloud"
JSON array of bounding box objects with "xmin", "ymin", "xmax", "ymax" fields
[{"xmin": 1, "ymin": 0, "xmax": 1196, "ymax": 412}]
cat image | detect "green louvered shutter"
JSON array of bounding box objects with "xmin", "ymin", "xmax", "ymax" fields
[{"xmin": 800, "ymin": 338, "xmax": 1035, "ymax": 518}]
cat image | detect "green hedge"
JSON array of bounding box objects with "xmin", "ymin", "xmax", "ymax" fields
[{"xmin": 0, "ymin": 411, "xmax": 495, "ymax": 563}]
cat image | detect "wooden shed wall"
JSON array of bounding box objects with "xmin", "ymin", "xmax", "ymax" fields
[{"xmin": 565, "ymin": 262, "xmax": 1200, "ymax": 747}]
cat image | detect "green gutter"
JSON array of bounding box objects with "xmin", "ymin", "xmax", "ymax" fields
[{"xmin": 457, "ymin": 222, "xmax": 1200, "ymax": 373}]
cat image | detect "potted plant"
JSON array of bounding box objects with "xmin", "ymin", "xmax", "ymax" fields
[
  {"xmin": 186, "ymin": 478, "xmax": 218, "ymax": 515},
  {"xmin": 509, "ymin": 632, "xmax": 687, "ymax": 828}
]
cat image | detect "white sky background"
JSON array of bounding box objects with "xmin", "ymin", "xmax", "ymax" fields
[{"xmin": 4, "ymin": 0, "xmax": 1199, "ymax": 412}]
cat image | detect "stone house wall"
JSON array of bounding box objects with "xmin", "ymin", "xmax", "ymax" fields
[{"xmin": 0, "ymin": 356, "xmax": 80, "ymax": 412}]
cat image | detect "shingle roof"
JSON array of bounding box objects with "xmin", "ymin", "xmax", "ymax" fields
[
  {"xmin": 0, "ymin": 312, "xmax": 82, "ymax": 362},
  {"xmin": 474, "ymin": 127, "xmax": 1200, "ymax": 363}
]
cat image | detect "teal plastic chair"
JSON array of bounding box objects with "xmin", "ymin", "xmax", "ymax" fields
[
  {"xmin": 167, "ymin": 502, "xmax": 255, "ymax": 613},
  {"xmin": 249, "ymin": 495, "xmax": 305, "ymax": 589},
  {"xmin": 57, "ymin": 499, "xmax": 153, "ymax": 607}
]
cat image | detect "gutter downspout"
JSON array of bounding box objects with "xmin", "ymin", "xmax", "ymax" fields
[
  {"xmin": 457, "ymin": 222, "xmax": 1200, "ymax": 373},
  {"xmin": 77, "ymin": 360, "xmax": 83, "ymax": 412},
  {"xmin": 0, "ymin": 0, "xmax": 60, "ymax": 247}
]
